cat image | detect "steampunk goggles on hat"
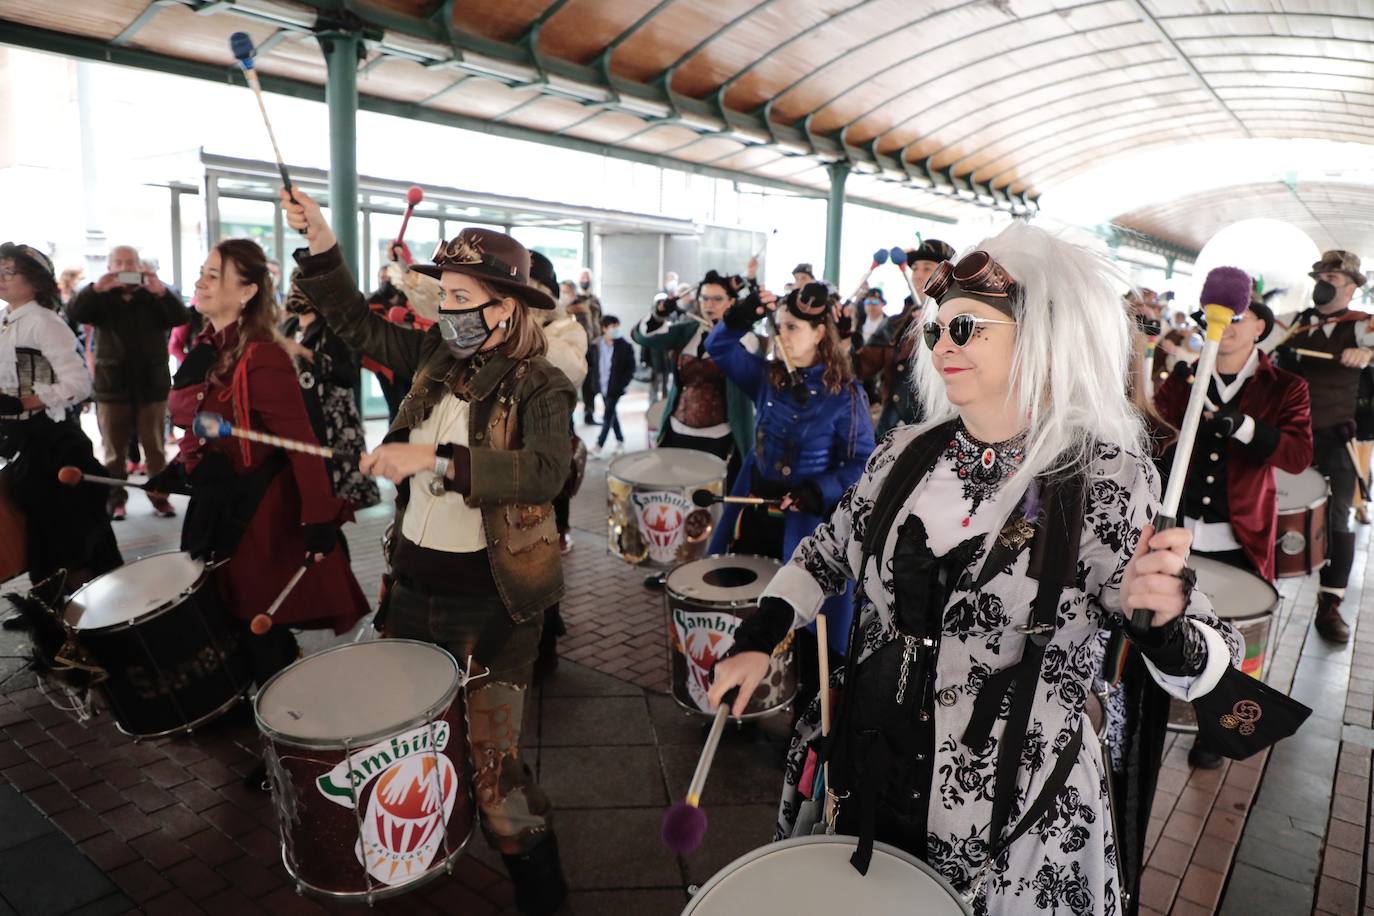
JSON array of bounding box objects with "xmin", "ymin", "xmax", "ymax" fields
[
  {"xmin": 429, "ymin": 236, "xmax": 524, "ymax": 283},
  {"xmin": 923, "ymin": 250, "xmax": 1020, "ymax": 317}
]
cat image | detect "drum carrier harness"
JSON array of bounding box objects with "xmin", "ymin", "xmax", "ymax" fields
[{"xmin": 822, "ymin": 422, "xmax": 1086, "ymax": 898}]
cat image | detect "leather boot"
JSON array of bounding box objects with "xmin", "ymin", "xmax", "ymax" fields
[
  {"xmin": 1315, "ymin": 592, "xmax": 1351, "ymax": 643},
  {"xmin": 502, "ymin": 834, "xmax": 569, "ymax": 916}
]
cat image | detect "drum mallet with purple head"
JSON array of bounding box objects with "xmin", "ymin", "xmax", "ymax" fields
[
  {"xmin": 1130, "ymin": 266, "xmax": 1250, "ymax": 636},
  {"xmin": 662, "ymin": 686, "xmax": 739, "ymax": 855},
  {"xmin": 229, "ymin": 32, "xmax": 298, "ymax": 207}
]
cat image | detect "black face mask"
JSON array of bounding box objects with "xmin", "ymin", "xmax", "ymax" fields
[
  {"xmin": 1313, "ymin": 280, "xmax": 1337, "ymax": 307},
  {"xmin": 578, "ymin": 281, "xmax": 591, "ymax": 291}
]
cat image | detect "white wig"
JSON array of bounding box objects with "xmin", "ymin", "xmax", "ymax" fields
[{"xmin": 909, "ymin": 220, "xmax": 1146, "ymax": 512}]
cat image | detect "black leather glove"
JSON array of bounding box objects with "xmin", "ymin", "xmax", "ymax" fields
[
  {"xmin": 1128, "ymin": 598, "xmax": 1208, "ymax": 678},
  {"xmin": 303, "ymin": 522, "xmax": 338, "ymax": 557},
  {"xmin": 723, "ymin": 297, "xmax": 760, "ymax": 333},
  {"xmin": 1207, "ymin": 404, "xmax": 1242, "ymax": 439},
  {"xmin": 725, "ymin": 595, "xmax": 795, "ymax": 658},
  {"xmin": 0, "ymin": 394, "xmax": 24, "ymax": 416},
  {"xmin": 836, "ymin": 315, "xmax": 853, "ymax": 339},
  {"xmin": 786, "ymin": 480, "xmax": 826, "ymax": 516},
  {"xmin": 145, "ymin": 464, "xmax": 190, "ymax": 497}
]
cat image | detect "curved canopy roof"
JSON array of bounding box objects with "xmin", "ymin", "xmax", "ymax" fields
[{"xmin": 3, "ymin": 0, "xmax": 1370, "ymax": 255}]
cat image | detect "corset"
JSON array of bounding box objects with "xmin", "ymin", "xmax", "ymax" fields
[
  {"xmin": 673, "ymin": 351, "xmax": 728, "ymax": 429},
  {"xmin": 1, "ymin": 348, "xmax": 56, "ymax": 420}
]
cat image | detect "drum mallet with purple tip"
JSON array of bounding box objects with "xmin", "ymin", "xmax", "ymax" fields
[
  {"xmin": 1130, "ymin": 266, "xmax": 1251, "ymax": 636},
  {"xmin": 662, "ymin": 686, "xmax": 739, "ymax": 855}
]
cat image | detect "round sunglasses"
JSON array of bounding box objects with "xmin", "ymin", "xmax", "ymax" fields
[{"xmin": 923, "ymin": 313, "xmax": 1017, "ymax": 350}]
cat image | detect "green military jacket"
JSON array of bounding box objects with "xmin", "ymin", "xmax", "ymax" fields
[{"xmin": 296, "ymin": 247, "xmax": 575, "ymax": 624}]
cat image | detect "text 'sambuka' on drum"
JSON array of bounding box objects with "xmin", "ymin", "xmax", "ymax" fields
[
  {"xmin": 254, "ymin": 640, "xmax": 475, "ymax": 902},
  {"xmin": 607, "ymin": 448, "xmax": 726, "ymax": 568},
  {"xmin": 64, "ymin": 552, "xmax": 250, "ymax": 738},
  {"xmin": 666, "ymin": 554, "xmax": 795, "ymax": 719},
  {"xmin": 1167, "ymin": 556, "xmax": 1277, "ymax": 733}
]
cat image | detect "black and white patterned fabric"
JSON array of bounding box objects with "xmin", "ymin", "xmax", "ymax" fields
[{"xmin": 763, "ymin": 425, "xmax": 1243, "ymax": 915}]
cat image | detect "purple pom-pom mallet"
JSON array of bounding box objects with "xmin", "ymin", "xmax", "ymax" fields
[
  {"xmin": 661, "ymin": 688, "xmax": 737, "ymax": 855},
  {"xmin": 1199, "ymin": 266, "xmax": 1252, "ymax": 316}
]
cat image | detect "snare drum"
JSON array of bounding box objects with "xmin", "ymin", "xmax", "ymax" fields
[
  {"xmin": 1274, "ymin": 468, "xmax": 1329, "ymax": 578},
  {"xmin": 65, "ymin": 552, "xmax": 249, "ymax": 737},
  {"xmin": 0, "ymin": 468, "xmax": 25, "ymax": 583},
  {"xmin": 255, "ymin": 640, "xmax": 475, "ymax": 902},
  {"xmin": 666, "ymin": 555, "xmax": 794, "ymax": 719},
  {"xmin": 1167, "ymin": 556, "xmax": 1278, "ymax": 733},
  {"xmin": 607, "ymin": 448, "xmax": 727, "ymax": 567},
  {"xmin": 646, "ymin": 397, "xmax": 667, "ymax": 447},
  {"xmin": 682, "ymin": 835, "xmax": 970, "ymax": 915}
]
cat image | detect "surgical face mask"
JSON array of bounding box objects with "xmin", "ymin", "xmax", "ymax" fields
[
  {"xmin": 607, "ymin": 326, "xmax": 622, "ymax": 340},
  {"xmin": 437, "ymin": 299, "xmax": 499, "ymax": 358},
  {"xmin": 579, "ymin": 280, "xmax": 591, "ymax": 291},
  {"xmin": 1313, "ymin": 280, "xmax": 1337, "ymax": 307}
]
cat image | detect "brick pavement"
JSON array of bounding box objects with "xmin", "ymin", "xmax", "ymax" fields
[{"xmin": 0, "ymin": 391, "xmax": 1367, "ymax": 914}]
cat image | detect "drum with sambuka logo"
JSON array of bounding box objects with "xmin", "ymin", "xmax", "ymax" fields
[
  {"xmin": 607, "ymin": 448, "xmax": 726, "ymax": 568},
  {"xmin": 1167, "ymin": 556, "xmax": 1277, "ymax": 733},
  {"xmin": 666, "ymin": 554, "xmax": 795, "ymax": 720},
  {"xmin": 255, "ymin": 640, "xmax": 475, "ymax": 902}
]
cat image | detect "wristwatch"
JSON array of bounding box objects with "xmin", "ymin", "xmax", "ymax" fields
[{"xmin": 429, "ymin": 443, "xmax": 454, "ymax": 496}]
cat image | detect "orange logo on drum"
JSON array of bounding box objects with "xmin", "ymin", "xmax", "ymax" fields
[
  {"xmin": 632, "ymin": 491, "xmax": 692, "ymax": 564},
  {"xmin": 672, "ymin": 609, "xmax": 738, "ymax": 712},
  {"xmin": 315, "ymin": 722, "xmax": 458, "ymax": 887}
]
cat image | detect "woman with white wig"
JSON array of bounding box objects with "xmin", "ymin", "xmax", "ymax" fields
[{"xmin": 709, "ymin": 222, "xmax": 1243, "ymax": 915}]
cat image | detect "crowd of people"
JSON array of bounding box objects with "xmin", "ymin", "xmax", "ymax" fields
[{"xmin": 1, "ymin": 201, "xmax": 1370, "ymax": 914}]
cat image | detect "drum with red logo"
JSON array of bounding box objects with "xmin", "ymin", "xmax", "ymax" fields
[
  {"xmin": 666, "ymin": 554, "xmax": 795, "ymax": 720},
  {"xmin": 255, "ymin": 640, "xmax": 475, "ymax": 902},
  {"xmin": 607, "ymin": 448, "xmax": 726, "ymax": 568},
  {"xmin": 1273, "ymin": 468, "xmax": 1329, "ymax": 578},
  {"xmin": 1167, "ymin": 556, "xmax": 1277, "ymax": 732}
]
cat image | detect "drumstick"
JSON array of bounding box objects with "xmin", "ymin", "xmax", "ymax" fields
[
  {"xmin": 229, "ymin": 33, "xmax": 297, "ymax": 207},
  {"xmin": 691, "ymin": 489, "xmax": 781, "ymax": 508},
  {"xmin": 1346, "ymin": 441, "xmax": 1371, "ymax": 502},
  {"xmin": 395, "ymin": 185, "xmax": 424, "ymax": 244},
  {"xmin": 192, "ymin": 412, "xmax": 357, "ymax": 461},
  {"xmin": 661, "ymin": 686, "xmax": 739, "ymax": 855},
  {"xmin": 250, "ymin": 560, "xmax": 312, "ymax": 635},
  {"xmin": 816, "ymin": 613, "xmax": 834, "ymax": 826},
  {"xmin": 57, "ymin": 466, "xmax": 155, "ymax": 491},
  {"xmin": 1293, "ymin": 348, "xmax": 1334, "ymax": 361},
  {"xmin": 1135, "ymin": 267, "xmax": 1251, "ymax": 636}
]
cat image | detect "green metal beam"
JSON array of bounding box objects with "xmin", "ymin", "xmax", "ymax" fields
[
  {"xmin": 824, "ymin": 162, "xmax": 848, "ymax": 286},
  {"xmin": 321, "ymin": 31, "xmax": 361, "ymax": 276}
]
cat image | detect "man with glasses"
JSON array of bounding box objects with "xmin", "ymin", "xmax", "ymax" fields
[{"xmin": 1275, "ymin": 250, "xmax": 1374, "ymax": 642}]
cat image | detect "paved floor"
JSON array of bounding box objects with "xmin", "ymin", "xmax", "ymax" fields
[{"xmin": 0, "ymin": 386, "xmax": 1367, "ymax": 914}]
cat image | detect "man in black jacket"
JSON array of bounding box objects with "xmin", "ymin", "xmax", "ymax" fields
[
  {"xmin": 67, "ymin": 245, "xmax": 187, "ymax": 519},
  {"xmin": 587, "ymin": 314, "xmax": 635, "ymax": 457}
]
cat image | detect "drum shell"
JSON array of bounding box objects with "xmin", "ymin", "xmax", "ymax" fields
[
  {"xmin": 74, "ymin": 573, "xmax": 248, "ymax": 737},
  {"xmin": 1273, "ymin": 469, "xmax": 1329, "ymax": 579},
  {"xmin": 645, "ymin": 398, "xmax": 667, "ymax": 447},
  {"xmin": 665, "ymin": 556, "xmax": 795, "ymax": 720},
  {"xmin": 682, "ymin": 835, "xmax": 970, "ymax": 915},
  {"xmin": 260, "ymin": 681, "xmax": 475, "ymax": 899},
  {"xmin": 606, "ymin": 448, "xmax": 726, "ymax": 568}
]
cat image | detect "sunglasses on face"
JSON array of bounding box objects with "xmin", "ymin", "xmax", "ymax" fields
[{"xmin": 923, "ymin": 313, "xmax": 1017, "ymax": 349}]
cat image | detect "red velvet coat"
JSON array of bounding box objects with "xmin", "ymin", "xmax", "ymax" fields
[
  {"xmin": 168, "ymin": 324, "xmax": 369, "ymax": 633},
  {"xmin": 1154, "ymin": 351, "xmax": 1313, "ymax": 580}
]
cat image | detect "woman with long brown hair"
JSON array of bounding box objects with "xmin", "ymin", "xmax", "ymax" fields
[
  {"xmin": 151, "ymin": 239, "xmax": 369, "ymax": 679},
  {"xmin": 705, "ymin": 280, "xmax": 875, "ymax": 715}
]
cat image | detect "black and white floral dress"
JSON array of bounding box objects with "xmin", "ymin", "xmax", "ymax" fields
[{"xmin": 761, "ymin": 423, "xmax": 1242, "ymax": 916}]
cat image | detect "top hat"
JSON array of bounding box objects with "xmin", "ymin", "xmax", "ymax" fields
[
  {"xmin": 411, "ymin": 228, "xmax": 556, "ymax": 310},
  {"xmin": 907, "ymin": 239, "xmax": 956, "ymax": 267},
  {"xmin": 528, "ymin": 250, "xmax": 558, "ymax": 299},
  {"xmin": 1310, "ymin": 250, "xmax": 1366, "ymax": 288}
]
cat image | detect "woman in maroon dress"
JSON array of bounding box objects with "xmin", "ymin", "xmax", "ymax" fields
[{"xmin": 150, "ymin": 239, "xmax": 368, "ymax": 681}]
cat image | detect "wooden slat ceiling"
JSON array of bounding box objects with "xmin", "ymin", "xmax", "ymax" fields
[{"xmin": 2, "ymin": 0, "xmax": 1371, "ymax": 245}]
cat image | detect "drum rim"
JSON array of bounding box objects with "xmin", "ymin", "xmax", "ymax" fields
[
  {"xmin": 254, "ymin": 639, "xmax": 463, "ymax": 749},
  {"xmin": 665, "ymin": 552, "xmax": 783, "ymax": 607},
  {"xmin": 681, "ymin": 835, "xmax": 971, "ymax": 915},
  {"xmin": 64, "ymin": 550, "xmax": 208, "ymax": 633},
  {"xmin": 1276, "ymin": 497, "xmax": 1328, "ymax": 513},
  {"xmin": 606, "ymin": 446, "xmax": 728, "ymax": 483},
  {"xmin": 1188, "ymin": 555, "xmax": 1280, "ymax": 616}
]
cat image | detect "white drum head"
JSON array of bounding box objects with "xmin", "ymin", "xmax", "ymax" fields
[
  {"xmin": 666, "ymin": 555, "xmax": 780, "ymax": 607},
  {"xmin": 1274, "ymin": 468, "xmax": 1327, "ymax": 510},
  {"xmin": 609, "ymin": 448, "xmax": 727, "ymax": 487},
  {"xmin": 1190, "ymin": 556, "xmax": 1279, "ymax": 620},
  {"xmin": 256, "ymin": 640, "xmax": 461, "ymax": 747},
  {"xmin": 65, "ymin": 551, "xmax": 204, "ymax": 630},
  {"xmin": 683, "ymin": 836, "xmax": 969, "ymax": 915}
]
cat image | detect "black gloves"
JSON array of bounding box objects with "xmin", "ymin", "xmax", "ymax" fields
[
  {"xmin": 786, "ymin": 480, "xmax": 826, "ymax": 516},
  {"xmin": 725, "ymin": 596, "xmax": 795, "ymax": 658},
  {"xmin": 303, "ymin": 522, "xmax": 339, "ymax": 557},
  {"xmin": 723, "ymin": 297, "xmax": 760, "ymax": 333},
  {"xmin": 1129, "ymin": 614, "xmax": 1208, "ymax": 677},
  {"xmin": 0, "ymin": 394, "xmax": 24, "ymax": 416},
  {"xmin": 145, "ymin": 464, "xmax": 190, "ymax": 497}
]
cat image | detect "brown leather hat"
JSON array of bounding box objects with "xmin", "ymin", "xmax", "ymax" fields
[
  {"xmin": 1310, "ymin": 250, "xmax": 1366, "ymax": 288},
  {"xmin": 410, "ymin": 228, "xmax": 556, "ymax": 310}
]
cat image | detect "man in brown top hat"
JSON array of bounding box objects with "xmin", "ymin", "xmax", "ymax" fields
[{"xmin": 1275, "ymin": 250, "xmax": 1373, "ymax": 642}]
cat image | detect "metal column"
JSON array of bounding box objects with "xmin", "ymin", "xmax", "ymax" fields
[
  {"xmin": 824, "ymin": 162, "xmax": 849, "ymax": 286},
  {"xmin": 320, "ymin": 31, "xmax": 361, "ymax": 278}
]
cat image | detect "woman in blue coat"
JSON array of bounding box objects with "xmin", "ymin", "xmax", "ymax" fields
[{"xmin": 706, "ymin": 281, "xmax": 875, "ymax": 714}]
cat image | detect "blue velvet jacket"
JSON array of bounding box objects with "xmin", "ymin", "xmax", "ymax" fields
[{"xmin": 705, "ymin": 321, "xmax": 875, "ymax": 654}]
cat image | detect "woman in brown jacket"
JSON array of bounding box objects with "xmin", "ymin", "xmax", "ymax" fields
[{"xmin": 283, "ymin": 189, "xmax": 574, "ymax": 916}]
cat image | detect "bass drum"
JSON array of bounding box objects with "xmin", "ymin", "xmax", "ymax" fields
[
  {"xmin": 1167, "ymin": 556, "xmax": 1278, "ymax": 733},
  {"xmin": 665, "ymin": 554, "xmax": 794, "ymax": 720},
  {"xmin": 682, "ymin": 835, "xmax": 970, "ymax": 915},
  {"xmin": 607, "ymin": 448, "xmax": 726, "ymax": 568},
  {"xmin": 1273, "ymin": 468, "xmax": 1329, "ymax": 578},
  {"xmin": 65, "ymin": 552, "xmax": 250, "ymax": 737}
]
